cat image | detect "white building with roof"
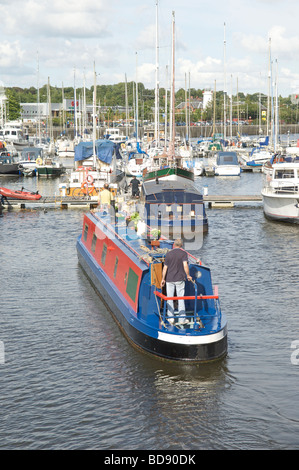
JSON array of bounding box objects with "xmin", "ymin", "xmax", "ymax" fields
[{"xmin": 203, "ymin": 90, "xmax": 213, "ymax": 109}]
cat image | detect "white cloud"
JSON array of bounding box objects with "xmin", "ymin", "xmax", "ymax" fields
[
  {"xmin": 0, "ymin": 0, "xmax": 299, "ymax": 95},
  {"xmin": 0, "ymin": 0, "xmax": 110, "ymax": 38},
  {"xmin": 0, "ymin": 41, "xmax": 25, "ymax": 68}
]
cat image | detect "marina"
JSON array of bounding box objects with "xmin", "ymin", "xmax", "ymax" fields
[{"xmin": 1, "ymin": 0, "xmax": 299, "ymax": 450}]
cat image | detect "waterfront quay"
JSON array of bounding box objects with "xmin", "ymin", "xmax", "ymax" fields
[
  {"xmin": 0, "ymin": 194, "xmax": 263, "ymax": 211},
  {"xmin": 25, "ymin": 123, "xmax": 299, "ymax": 141}
]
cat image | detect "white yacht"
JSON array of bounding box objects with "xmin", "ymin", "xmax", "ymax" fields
[
  {"xmin": 57, "ymin": 137, "xmax": 75, "ymax": 158},
  {"xmin": 104, "ymin": 128, "xmax": 126, "ymax": 144},
  {"xmin": 1, "ymin": 123, "xmax": 30, "ymax": 150},
  {"xmin": 126, "ymin": 155, "xmax": 151, "ymax": 177},
  {"xmin": 214, "ymin": 151, "xmax": 241, "ymax": 176},
  {"xmin": 261, "ymin": 161, "xmax": 299, "ymax": 223}
]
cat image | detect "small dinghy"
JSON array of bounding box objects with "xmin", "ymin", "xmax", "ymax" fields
[{"xmin": 0, "ymin": 186, "xmax": 42, "ymax": 200}]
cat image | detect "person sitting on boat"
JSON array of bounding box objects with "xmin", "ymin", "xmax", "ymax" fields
[
  {"xmin": 129, "ymin": 176, "xmax": 140, "ymax": 198},
  {"xmin": 160, "ymin": 239, "xmax": 192, "ymax": 325},
  {"xmin": 98, "ymin": 183, "xmax": 112, "ymax": 212}
]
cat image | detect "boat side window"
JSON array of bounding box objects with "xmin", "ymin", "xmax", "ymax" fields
[
  {"xmin": 276, "ymin": 170, "xmax": 294, "ymax": 179},
  {"xmin": 83, "ymin": 223, "xmax": 89, "ymax": 241},
  {"xmin": 101, "ymin": 243, "xmax": 107, "ymax": 265},
  {"xmin": 91, "ymin": 233, "xmax": 97, "ymax": 253},
  {"xmin": 126, "ymin": 268, "xmax": 139, "ymax": 302},
  {"xmin": 113, "ymin": 256, "xmax": 119, "ymax": 278}
]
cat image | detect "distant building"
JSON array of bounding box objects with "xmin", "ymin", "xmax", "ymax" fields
[
  {"xmin": 20, "ymin": 99, "xmax": 132, "ymax": 123},
  {"xmin": 21, "ymin": 103, "xmax": 50, "ymax": 122},
  {"xmin": 203, "ymin": 90, "xmax": 213, "ymax": 109},
  {"xmin": 175, "ymin": 99, "xmax": 202, "ymax": 113}
]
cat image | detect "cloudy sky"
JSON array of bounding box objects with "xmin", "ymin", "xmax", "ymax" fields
[{"xmin": 0, "ymin": 0, "xmax": 299, "ymax": 97}]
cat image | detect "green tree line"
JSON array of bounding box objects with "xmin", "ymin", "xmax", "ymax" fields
[{"xmin": 4, "ymin": 83, "xmax": 299, "ymax": 124}]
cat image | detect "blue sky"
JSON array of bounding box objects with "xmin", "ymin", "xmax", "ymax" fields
[{"xmin": 0, "ymin": 0, "xmax": 299, "ymax": 97}]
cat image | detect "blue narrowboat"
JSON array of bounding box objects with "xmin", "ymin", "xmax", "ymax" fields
[{"xmin": 76, "ymin": 210, "xmax": 227, "ymax": 362}]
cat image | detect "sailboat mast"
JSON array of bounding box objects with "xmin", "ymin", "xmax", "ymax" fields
[
  {"xmin": 274, "ymin": 59, "xmax": 279, "ymax": 151},
  {"xmin": 74, "ymin": 68, "xmax": 77, "ymax": 139},
  {"xmin": 223, "ymin": 22, "xmax": 227, "ymax": 141},
  {"xmin": 135, "ymin": 52, "xmax": 139, "ymax": 142},
  {"xmin": 230, "ymin": 74, "xmax": 233, "ymax": 140},
  {"xmin": 47, "ymin": 76, "xmax": 53, "ymax": 144},
  {"xmin": 188, "ymin": 72, "xmax": 191, "ymax": 144},
  {"xmin": 164, "ymin": 65, "xmax": 168, "ymax": 149},
  {"xmin": 125, "ymin": 74, "xmax": 129, "ymax": 139},
  {"xmin": 267, "ymin": 38, "xmax": 271, "ymax": 137},
  {"xmin": 169, "ymin": 10, "xmax": 175, "ymax": 159},
  {"xmin": 37, "ymin": 51, "xmax": 41, "ymax": 144},
  {"xmin": 154, "ymin": 0, "xmax": 160, "ymax": 147},
  {"xmin": 213, "ymin": 80, "xmax": 216, "ymax": 137},
  {"xmin": 237, "ymin": 77, "xmax": 239, "ymax": 135},
  {"xmin": 93, "ymin": 62, "xmax": 97, "ymax": 167},
  {"xmin": 62, "ymin": 82, "xmax": 65, "ymax": 134},
  {"xmin": 270, "ymin": 46, "xmax": 275, "ymax": 149},
  {"xmin": 83, "ymin": 72, "xmax": 86, "ymax": 135},
  {"xmin": 185, "ymin": 73, "xmax": 188, "ymax": 144}
]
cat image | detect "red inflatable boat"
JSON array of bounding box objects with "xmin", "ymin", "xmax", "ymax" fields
[{"xmin": 0, "ymin": 186, "xmax": 42, "ymax": 200}]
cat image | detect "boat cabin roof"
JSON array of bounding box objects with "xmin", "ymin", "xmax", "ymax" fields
[
  {"xmin": 142, "ymin": 179, "xmax": 203, "ymax": 203},
  {"xmin": 90, "ymin": 211, "xmax": 167, "ymax": 272},
  {"xmin": 273, "ymin": 161, "xmax": 299, "ymax": 169},
  {"xmin": 21, "ymin": 147, "xmax": 43, "ymax": 157},
  {"xmin": 216, "ymin": 151, "xmax": 238, "ymax": 165}
]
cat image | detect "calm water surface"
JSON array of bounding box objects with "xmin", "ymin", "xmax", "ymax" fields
[{"xmin": 0, "ymin": 170, "xmax": 299, "ymax": 450}]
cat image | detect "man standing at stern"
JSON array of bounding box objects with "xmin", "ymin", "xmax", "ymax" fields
[{"xmin": 161, "ymin": 239, "xmax": 192, "ymax": 325}]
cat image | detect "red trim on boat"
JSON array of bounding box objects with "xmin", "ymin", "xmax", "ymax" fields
[{"xmin": 81, "ymin": 215, "xmax": 143, "ymax": 312}]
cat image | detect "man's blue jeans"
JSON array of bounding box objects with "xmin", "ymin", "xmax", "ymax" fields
[{"xmin": 166, "ymin": 280, "xmax": 186, "ymax": 321}]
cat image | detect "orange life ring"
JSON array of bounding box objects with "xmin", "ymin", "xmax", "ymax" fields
[
  {"xmin": 76, "ymin": 166, "xmax": 84, "ymax": 171},
  {"xmin": 81, "ymin": 182, "xmax": 95, "ymax": 195},
  {"xmin": 86, "ymin": 174, "xmax": 94, "ymax": 184}
]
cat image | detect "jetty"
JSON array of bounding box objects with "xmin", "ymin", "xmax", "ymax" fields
[
  {"xmin": 0, "ymin": 194, "xmax": 263, "ymax": 211},
  {"xmin": 204, "ymin": 194, "xmax": 262, "ymax": 208}
]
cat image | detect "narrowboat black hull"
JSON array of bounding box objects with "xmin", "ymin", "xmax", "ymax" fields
[{"xmin": 77, "ymin": 242, "xmax": 227, "ymax": 363}]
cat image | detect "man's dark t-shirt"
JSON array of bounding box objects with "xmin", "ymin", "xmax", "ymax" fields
[
  {"xmin": 130, "ymin": 178, "xmax": 140, "ymax": 193},
  {"xmin": 164, "ymin": 248, "xmax": 188, "ymax": 282}
]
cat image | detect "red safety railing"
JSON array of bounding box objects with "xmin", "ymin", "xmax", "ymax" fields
[
  {"xmin": 153, "ymin": 291, "xmax": 219, "ymax": 301},
  {"xmin": 154, "ymin": 284, "xmax": 220, "ymax": 329}
]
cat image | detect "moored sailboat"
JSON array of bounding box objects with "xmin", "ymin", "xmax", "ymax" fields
[{"xmin": 143, "ymin": 11, "xmax": 194, "ymax": 185}]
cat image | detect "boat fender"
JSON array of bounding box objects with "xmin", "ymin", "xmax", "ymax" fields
[
  {"xmin": 81, "ymin": 182, "xmax": 94, "ymax": 195},
  {"xmin": 86, "ymin": 174, "xmax": 94, "ymax": 184},
  {"xmin": 36, "ymin": 158, "xmax": 43, "ymax": 165}
]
